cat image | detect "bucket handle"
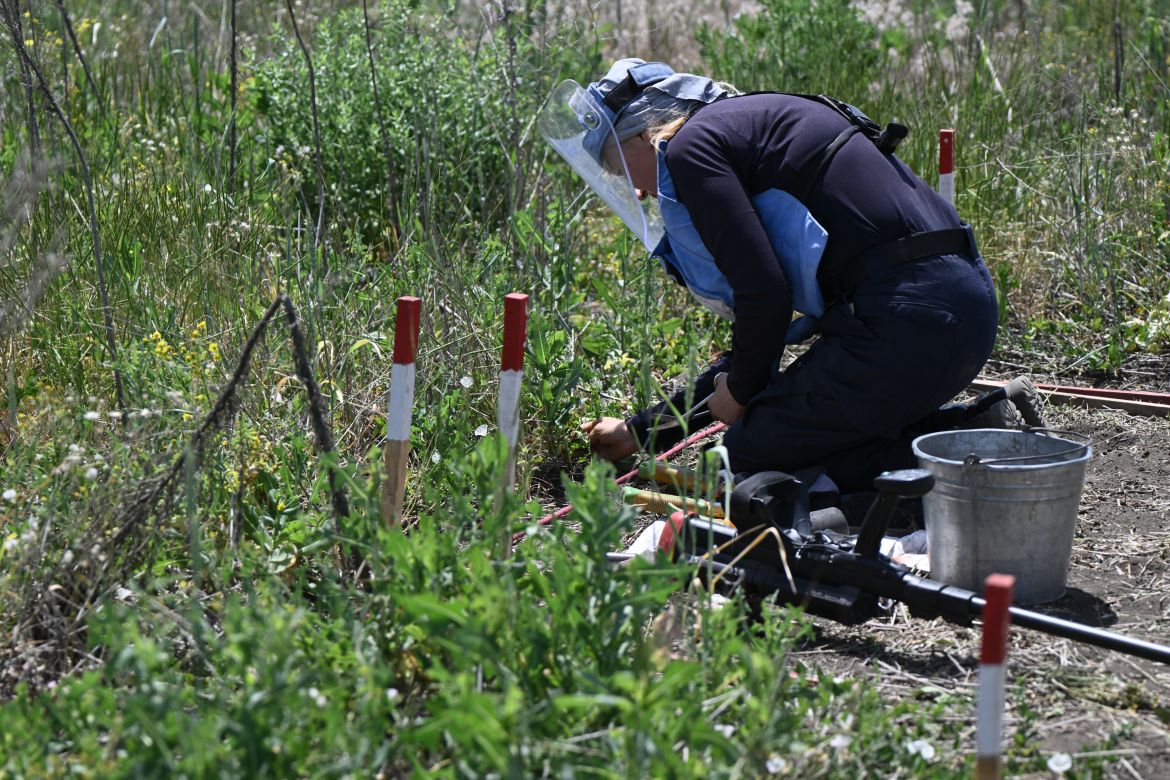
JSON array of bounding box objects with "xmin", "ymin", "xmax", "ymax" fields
[{"xmin": 961, "ymin": 428, "xmax": 1091, "ymax": 468}]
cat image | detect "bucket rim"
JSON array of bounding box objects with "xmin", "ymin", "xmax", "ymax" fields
[{"xmin": 911, "ymin": 428, "xmax": 1093, "ymax": 469}]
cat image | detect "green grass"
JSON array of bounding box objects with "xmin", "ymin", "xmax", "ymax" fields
[{"xmin": 1, "ymin": 0, "xmax": 1168, "ymax": 775}]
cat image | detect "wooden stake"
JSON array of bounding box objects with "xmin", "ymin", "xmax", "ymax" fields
[
  {"xmin": 975, "ymin": 573, "xmax": 1014, "ymax": 780},
  {"xmin": 498, "ymin": 293, "xmax": 528, "ymax": 490},
  {"xmin": 939, "ymin": 128, "xmax": 956, "ymax": 208},
  {"xmin": 620, "ymin": 487, "xmax": 728, "ymax": 524},
  {"xmin": 381, "ymin": 296, "xmax": 420, "ymax": 527},
  {"xmin": 497, "ymin": 293, "xmax": 528, "ymax": 554}
]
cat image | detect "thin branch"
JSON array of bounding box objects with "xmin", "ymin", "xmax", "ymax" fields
[
  {"xmin": 51, "ymin": 0, "xmax": 103, "ymax": 114},
  {"xmin": 228, "ymin": 0, "xmax": 238, "ymax": 190},
  {"xmin": 1, "ymin": 0, "xmax": 127, "ymax": 418},
  {"xmin": 283, "ymin": 0, "xmax": 327, "ymax": 257},
  {"xmin": 10, "ymin": 0, "xmax": 40, "ymax": 158},
  {"xmin": 361, "ymin": 0, "xmax": 398, "ymax": 234}
]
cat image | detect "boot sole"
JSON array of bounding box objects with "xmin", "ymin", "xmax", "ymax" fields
[{"xmin": 1004, "ymin": 377, "xmax": 1046, "ymax": 428}]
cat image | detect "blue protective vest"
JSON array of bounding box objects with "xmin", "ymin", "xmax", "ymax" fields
[{"xmin": 651, "ymin": 147, "xmax": 829, "ymax": 343}]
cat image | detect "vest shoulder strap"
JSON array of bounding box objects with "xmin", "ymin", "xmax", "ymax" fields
[{"xmin": 737, "ymin": 92, "xmax": 910, "ymax": 201}]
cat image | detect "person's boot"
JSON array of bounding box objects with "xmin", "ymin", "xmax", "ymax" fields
[
  {"xmin": 959, "ymin": 377, "xmax": 1046, "ymax": 430},
  {"xmin": 1002, "ymin": 376, "xmax": 1046, "ymax": 428},
  {"xmin": 962, "ymin": 398, "xmax": 1024, "ymax": 429}
]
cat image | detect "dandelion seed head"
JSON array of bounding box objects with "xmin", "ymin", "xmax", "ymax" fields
[
  {"xmin": 829, "ymin": 734, "xmax": 852, "ymax": 749},
  {"xmin": 765, "ymin": 756, "xmax": 787, "ymax": 773}
]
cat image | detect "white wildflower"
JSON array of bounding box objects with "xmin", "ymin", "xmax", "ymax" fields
[
  {"xmin": 307, "ymin": 687, "xmax": 327, "ymax": 707},
  {"xmin": 1047, "ymin": 753, "xmax": 1072, "ymax": 774},
  {"xmin": 203, "ymin": 184, "xmax": 212, "ymax": 194},
  {"xmin": 906, "ymin": 739, "xmax": 935, "ymax": 760},
  {"xmin": 386, "ymin": 687, "xmax": 400, "ymax": 702},
  {"xmin": 829, "ymin": 734, "xmax": 852, "ymax": 749},
  {"xmin": 765, "ymin": 756, "xmax": 787, "ymax": 773},
  {"xmin": 83, "ymin": 411, "xmax": 101, "ymax": 421},
  {"xmin": 2, "ymin": 489, "xmax": 15, "ymax": 502},
  {"xmin": 84, "ymin": 467, "xmax": 100, "ymax": 481},
  {"xmin": 430, "ymin": 451, "xmax": 440, "ymax": 464},
  {"xmin": 56, "ymin": 453, "xmax": 82, "ymax": 474}
]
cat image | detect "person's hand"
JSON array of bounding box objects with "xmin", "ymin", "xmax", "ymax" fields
[
  {"xmin": 580, "ymin": 416, "xmax": 638, "ymax": 462},
  {"xmin": 708, "ymin": 373, "xmax": 745, "ymax": 424}
]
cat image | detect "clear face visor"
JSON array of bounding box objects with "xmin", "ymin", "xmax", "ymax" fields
[{"xmin": 538, "ymin": 80, "xmax": 663, "ymax": 252}]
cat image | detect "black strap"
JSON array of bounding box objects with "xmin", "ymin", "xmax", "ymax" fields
[
  {"xmin": 794, "ymin": 125, "xmax": 861, "ymax": 202},
  {"xmin": 830, "ymin": 227, "xmax": 973, "ymax": 297},
  {"xmin": 863, "ymin": 227, "xmax": 972, "ymax": 265},
  {"xmin": 603, "ymin": 62, "xmax": 674, "ymax": 113}
]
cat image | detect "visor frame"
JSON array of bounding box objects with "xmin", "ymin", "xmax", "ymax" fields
[{"xmin": 539, "ymin": 80, "xmax": 664, "ymax": 252}]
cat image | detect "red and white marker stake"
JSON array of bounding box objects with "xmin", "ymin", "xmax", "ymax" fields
[
  {"xmin": 382, "ymin": 296, "xmax": 421, "ymax": 527},
  {"xmin": 498, "ymin": 293, "xmax": 528, "ymax": 491},
  {"xmin": 975, "ymin": 573, "xmax": 1015, "ymax": 780},
  {"xmin": 939, "ymin": 128, "xmax": 956, "ymax": 208}
]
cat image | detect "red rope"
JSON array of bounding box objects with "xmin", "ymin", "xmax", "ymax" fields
[{"xmin": 512, "ymin": 421, "xmax": 727, "ymax": 544}]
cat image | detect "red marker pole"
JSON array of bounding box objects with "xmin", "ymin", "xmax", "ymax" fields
[
  {"xmin": 975, "ymin": 573, "xmax": 1014, "ymax": 780},
  {"xmin": 499, "ymin": 294, "xmax": 528, "ymax": 478},
  {"xmin": 939, "ymin": 128, "xmax": 956, "ymax": 208},
  {"xmin": 381, "ymin": 296, "xmax": 421, "ymax": 527},
  {"xmin": 497, "ymin": 293, "xmax": 528, "ymax": 554}
]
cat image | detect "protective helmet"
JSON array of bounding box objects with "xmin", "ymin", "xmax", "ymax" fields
[
  {"xmin": 539, "ymin": 59, "xmax": 729, "ymax": 251},
  {"xmin": 539, "ymin": 62, "xmax": 667, "ymax": 251}
]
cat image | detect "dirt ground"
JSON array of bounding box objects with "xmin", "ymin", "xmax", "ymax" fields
[
  {"xmin": 589, "ymin": 360, "xmax": 1170, "ymax": 778},
  {"xmin": 801, "ymin": 396, "xmax": 1170, "ymax": 779}
]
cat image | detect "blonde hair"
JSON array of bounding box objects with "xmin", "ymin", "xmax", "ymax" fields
[
  {"xmin": 649, "ymin": 115, "xmax": 690, "ymax": 150},
  {"xmin": 647, "ymin": 81, "xmax": 741, "ymax": 150}
]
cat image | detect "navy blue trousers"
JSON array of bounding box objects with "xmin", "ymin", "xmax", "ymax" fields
[{"xmin": 722, "ymin": 238, "xmax": 999, "ymax": 493}]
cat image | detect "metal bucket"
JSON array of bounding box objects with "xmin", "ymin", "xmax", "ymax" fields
[{"xmin": 911, "ymin": 429, "xmax": 1092, "ymax": 605}]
